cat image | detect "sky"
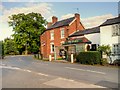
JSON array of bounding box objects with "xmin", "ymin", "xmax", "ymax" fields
[{"xmin": 0, "ymin": 0, "xmax": 119, "ymax": 41}]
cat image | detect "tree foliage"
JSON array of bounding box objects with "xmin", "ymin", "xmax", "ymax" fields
[
  {"xmin": 97, "ymin": 45, "xmax": 111, "ymax": 56},
  {"xmin": 0, "ymin": 41, "xmax": 4, "ymax": 58},
  {"xmin": 4, "ymin": 38, "xmax": 19, "ymax": 55},
  {"xmin": 8, "ymin": 12, "xmax": 47, "ymax": 54},
  {"xmin": 97, "ymin": 45, "xmax": 112, "ymax": 64}
]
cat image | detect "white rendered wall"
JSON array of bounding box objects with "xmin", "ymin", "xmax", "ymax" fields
[
  {"xmin": 84, "ymin": 33, "xmax": 100, "ymax": 44},
  {"xmin": 100, "ymin": 25, "xmax": 120, "ymax": 62},
  {"xmin": 100, "ymin": 25, "xmax": 119, "ymax": 46}
]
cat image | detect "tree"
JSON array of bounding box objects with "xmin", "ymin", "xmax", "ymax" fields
[
  {"xmin": 0, "ymin": 41, "xmax": 4, "ymax": 59},
  {"xmin": 4, "ymin": 38, "xmax": 19, "ymax": 55},
  {"xmin": 97, "ymin": 45, "xmax": 112, "ymax": 64},
  {"xmin": 8, "ymin": 12, "xmax": 47, "ymax": 54}
]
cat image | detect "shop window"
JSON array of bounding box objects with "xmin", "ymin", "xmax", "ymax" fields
[{"xmin": 90, "ymin": 44, "xmax": 97, "ymax": 51}]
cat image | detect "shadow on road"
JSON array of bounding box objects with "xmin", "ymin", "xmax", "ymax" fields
[{"xmin": 95, "ymin": 80, "xmax": 119, "ymax": 89}]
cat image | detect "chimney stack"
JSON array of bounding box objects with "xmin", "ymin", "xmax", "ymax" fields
[
  {"xmin": 75, "ymin": 13, "xmax": 80, "ymax": 30},
  {"xmin": 52, "ymin": 16, "xmax": 58, "ymax": 24}
]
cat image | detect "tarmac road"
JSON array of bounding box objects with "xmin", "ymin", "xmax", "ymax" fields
[{"xmin": 0, "ymin": 55, "xmax": 119, "ymax": 89}]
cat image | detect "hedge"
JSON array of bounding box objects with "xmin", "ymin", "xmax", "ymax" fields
[{"xmin": 76, "ymin": 51, "xmax": 101, "ymax": 65}]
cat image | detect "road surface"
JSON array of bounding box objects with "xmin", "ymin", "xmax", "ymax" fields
[{"xmin": 0, "ymin": 55, "xmax": 119, "ymax": 89}]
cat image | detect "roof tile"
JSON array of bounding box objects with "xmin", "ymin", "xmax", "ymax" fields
[
  {"xmin": 69, "ymin": 27, "xmax": 100, "ymax": 37},
  {"xmin": 46, "ymin": 17, "xmax": 75, "ymax": 30}
]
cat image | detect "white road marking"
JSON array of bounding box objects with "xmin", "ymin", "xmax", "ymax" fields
[
  {"xmin": 0, "ymin": 65, "xmax": 49, "ymax": 77},
  {"xmin": 25, "ymin": 70, "xmax": 32, "ymax": 72},
  {"xmin": 58, "ymin": 77, "xmax": 74, "ymax": 82},
  {"xmin": 44, "ymin": 77, "xmax": 106, "ymax": 88},
  {"xmin": 37, "ymin": 73, "xmax": 48, "ymax": 77},
  {"xmin": 65, "ymin": 67, "xmax": 106, "ymax": 75}
]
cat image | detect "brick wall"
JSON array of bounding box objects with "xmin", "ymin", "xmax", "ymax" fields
[{"xmin": 40, "ymin": 14, "xmax": 85, "ymax": 58}]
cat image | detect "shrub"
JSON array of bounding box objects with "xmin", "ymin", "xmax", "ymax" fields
[
  {"xmin": 101, "ymin": 58, "xmax": 108, "ymax": 65},
  {"xmin": 57, "ymin": 57, "xmax": 63, "ymax": 60},
  {"xmin": 76, "ymin": 51, "xmax": 101, "ymax": 65}
]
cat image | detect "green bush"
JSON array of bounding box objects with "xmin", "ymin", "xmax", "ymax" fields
[
  {"xmin": 57, "ymin": 57, "xmax": 63, "ymax": 60},
  {"xmin": 101, "ymin": 58, "xmax": 108, "ymax": 65},
  {"xmin": 76, "ymin": 51, "xmax": 101, "ymax": 65}
]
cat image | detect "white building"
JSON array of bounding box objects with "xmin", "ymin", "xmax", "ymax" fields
[
  {"xmin": 100, "ymin": 15, "xmax": 120, "ymax": 62},
  {"xmin": 63, "ymin": 15, "xmax": 120, "ymax": 63},
  {"xmin": 67, "ymin": 26, "xmax": 100, "ymax": 53}
]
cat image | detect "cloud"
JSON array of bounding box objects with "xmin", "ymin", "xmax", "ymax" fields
[
  {"xmin": 0, "ymin": 2, "xmax": 4, "ymax": 13},
  {"xmin": 81, "ymin": 14, "xmax": 114, "ymax": 29},
  {"xmin": 0, "ymin": 2, "xmax": 54, "ymax": 40},
  {"xmin": 0, "ymin": 3, "xmax": 2, "ymax": 11},
  {"xmin": 1, "ymin": 3, "xmax": 53, "ymax": 22},
  {"xmin": 0, "ymin": 22, "xmax": 13, "ymax": 41},
  {"xmin": 60, "ymin": 13, "xmax": 114, "ymax": 29},
  {"xmin": 61, "ymin": 13, "xmax": 74, "ymax": 20}
]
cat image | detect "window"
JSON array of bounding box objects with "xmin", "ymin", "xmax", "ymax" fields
[
  {"xmin": 50, "ymin": 31, "xmax": 54, "ymax": 40},
  {"xmin": 112, "ymin": 43, "xmax": 120, "ymax": 55},
  {"xmin": 50, "ymin": 43, "xmax": 54, "ymax": 53},
  {"xmin": 112, "ymin": 24, "xmax": 120, "ymax": 36},
  {"xmin": 61, "ymin": 28, "xmax": 65, "ymax": 38}
]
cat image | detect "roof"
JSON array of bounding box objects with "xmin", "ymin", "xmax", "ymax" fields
[
  {"xmin": 46, "ymin": 17, "xmax": 75, "ymax": 30},
  {"xmin": 69, "ymin": 26, "xmax": 100, "ymax": 37},
  {"xmin": 100, "ymin": 16, "xmax": 120, "ymax": 26},
  {"xmin": 63, "ymin": 37, "xmax": 91, "ymax": 45}
]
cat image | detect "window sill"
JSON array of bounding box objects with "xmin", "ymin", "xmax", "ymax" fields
[
  {"xmin": 61, "ymin": 37, "xmax": 64, "ymax": 39},
  {"xmin": 50, "ymin": 52, "xmax": 54, "ymax": 54}
]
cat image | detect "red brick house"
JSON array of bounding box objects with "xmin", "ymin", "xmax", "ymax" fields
[{"xmin": 40, "ymin": 13, "xmax": 85, "ymax": 58}]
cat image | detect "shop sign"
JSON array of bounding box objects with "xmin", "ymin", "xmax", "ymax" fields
[{"xmin": 63, "ymin": 39, "xmax": 83, "ymax": 45}]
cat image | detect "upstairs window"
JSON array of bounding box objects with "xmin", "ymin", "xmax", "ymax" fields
[
  {"xmin": 50, "ymin": 31, "xmax": 54, "ymax": 40},
  {"xmin": 61, "ymin": 28, "xmax": 65, "ymax": 39},
  {"xmin": 112, "ymin": 43, "xmax": 120, "ymax": 55},
  {"xmin": 112, "ymin": 24, "xmax": 120, "ymax": 36}
]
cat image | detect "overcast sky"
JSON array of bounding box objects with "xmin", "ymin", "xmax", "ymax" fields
[{"xmin": 0, "ymin": 1, "xmax": 119, "ymax": 41}]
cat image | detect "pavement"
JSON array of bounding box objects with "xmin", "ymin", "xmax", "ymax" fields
[{"xmin": 0, "ymin": 55, "xmax": 119, "ymax": 89}]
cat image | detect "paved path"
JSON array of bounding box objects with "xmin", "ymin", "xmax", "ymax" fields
[{"xmin": 0, "ymin": 55, "xmax": 119, "ymax": 89}]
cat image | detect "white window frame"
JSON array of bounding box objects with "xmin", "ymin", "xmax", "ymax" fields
[
  {"xmin": 112, "ymin": 43, "xmax": 120, "ymax": 55},
  {"xmin": 50, "ymin": 43, "xmax": 54, "ymax": 53},
  {"xmin": 50, "ymin": 31, "xmax": 54, "ymax": 40},
  {"xmin": 61, "ymin": 28, "xmax": 65, "ymax": 39}
]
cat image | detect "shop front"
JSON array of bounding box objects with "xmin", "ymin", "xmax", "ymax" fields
[{"xmin": 62, "ymin": 37, "xmax": 91, "ymax": 61}]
